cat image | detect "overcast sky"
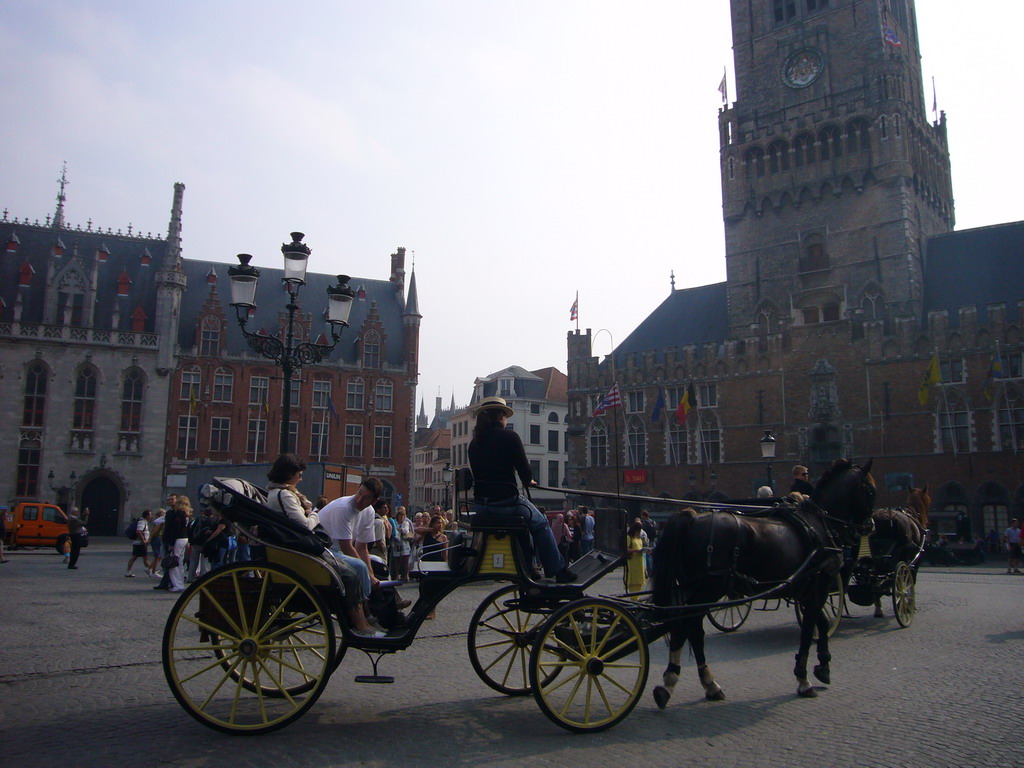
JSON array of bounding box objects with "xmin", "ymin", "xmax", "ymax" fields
[{"xmin": 2, "ymin": 1, "xmax": 1021, "ymax": 415}]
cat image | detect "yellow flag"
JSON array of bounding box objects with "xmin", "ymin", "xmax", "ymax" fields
[
  {"xmin": 189, "ymin": 388, "xmax": 197, "ymax": 414},
  {"xmin": 917, "ymin": 354, "xmax": 940, "ymax": 406}
]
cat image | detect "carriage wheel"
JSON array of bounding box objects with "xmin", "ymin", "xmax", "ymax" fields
[
  {"xmin": 892, "ymin": 562, "xmax": 916, "ymax": 627},
  {"xmin": 707, "ymin": 599, "xmax": 751, "ymax": 632},
  {"xmin": 163, "ymin": 563, "xmax": 336, "ymax": 734},
  {"xmin": 467, "ymin": 584, "xmax": 556, "ymax": 696},
  {"xmin": 794, "ymin": 572, "xmax": 844, "ymax": 639},
  {"xmin": 529, "ymin": 598, "xmax": 648, "ymax": 733}
]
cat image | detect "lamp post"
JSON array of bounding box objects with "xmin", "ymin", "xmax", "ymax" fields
[
  {"xmin": 442, "ymin": 462, "xmax": 453, "ymax": 511},
  {"xmin": 228, "ymin": 233, "xmax": 355, "ymax": 455},
  {"xmin": 760, "ymin": 429, "xmax": 777, "ymax": 492},
  {"xmin": 48, "ymin": 469, "xmax": 77, "ymax": 507}
]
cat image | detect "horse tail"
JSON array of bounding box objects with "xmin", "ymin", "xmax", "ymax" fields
[{"xmin": 651, "ymin": 508, "xmax": 698, "ymax": 606}]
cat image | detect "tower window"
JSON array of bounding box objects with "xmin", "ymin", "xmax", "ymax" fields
[
  {"xmin": 806, "ymin": 0, "xmax": 829, "ymax": 12},
  {"xmin": 793, "ymin": 134, "xmax": 815, "ymax": 167},
  {"xmin": 773, "ymin": 0, "xmax": 797, "ymax": 23},
  {"xmin": 818, "ymin": 126, "xmax": 842, "ymax": 161},
  {"xmin": 800, "ymin": 238, "xmax": 829, "ymax": 272},
  {"xmin": 745, "ymin": 148, "xmax": 765, "ymax": 179},
  {"xmin": 768, "ymin": 141, "xmax": 790, "ymax": 173}
]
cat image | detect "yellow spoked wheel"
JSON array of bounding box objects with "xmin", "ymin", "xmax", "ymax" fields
[
  {"xmin": 467, "ymin": 585, "xmax": 555, "ymax": 696},
  {"xmin": 529, "ymin": 599, "xmax": 649, "ymax": 733},
  {"xmin": 794, "ymin": 571, "xmax": 844, "ymax": 639},
  {"xmin": 892, "ymin": 562, "xmax": 916, "ymax": 627},
  {"xmin": 707, "ymin": 598, "xmax": 751, "ymax": 632},
  {"xmin": 163, "ymin": 563, "xmax": 336, "ymax": 734}
]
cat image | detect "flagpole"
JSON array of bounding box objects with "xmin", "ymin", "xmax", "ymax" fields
[
  {"xmin": 184, "ymin": 399, "xmax": 192, "ymax": 461},
  {"xmin": 575, "ymin": 291, "xmax": 579, "ymax": 332},
  {"xmin": 936, "ymin": 348, "xmax": 958, "ymax": 456},
  {"xmin": 613, "ymin": 384, "xmax": 622, "ymax": 505},
  {"xmin": 318, "ymin": 408, "xmax": 326, "ymax": 463}
]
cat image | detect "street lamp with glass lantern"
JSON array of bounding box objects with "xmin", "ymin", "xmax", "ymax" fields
[
  {"xmin": 227, "ymin": 233, "xmax": 356, "ymax": 455},
  {"xmin": 48, "ymin": 469, "xmax": 77, "ymax": 507},
  {"xmin": 442, "ymin": 462, "xmax": 453, "ymax": 511},
  {"xmin": 760, "ymin": 429, "xmax": 777, "ymax": 492}
]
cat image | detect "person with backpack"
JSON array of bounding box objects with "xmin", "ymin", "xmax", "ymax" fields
[{"xmin": 124, "ymin": 510, "xmax": 153, "ymax": 577}]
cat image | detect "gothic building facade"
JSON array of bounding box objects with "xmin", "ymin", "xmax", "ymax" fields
[
  {"xmin": 566, "ymin": 0, "xmax": 1023, "ymax": 536},
  {"xmin": 1, "ymin": 181, "xmax": 421, "ymax": 534}
]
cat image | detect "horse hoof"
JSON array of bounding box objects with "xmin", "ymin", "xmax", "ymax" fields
[
  {"xmin": 798, "ymin": 684, "xmax": 818, "ymax": 698},
  {"xmin": 653, "ymin": 686, "xmax": 670, "ymax": 710},
  {"xmin": 704, "ymin": 684, "xmax": 726, "ymax": 701},
  {"xmin": 873, "ymin": 610, "xmax": 884, "ymax": 618},
  {"xmin": 813, "ymin": 665, "xmax": 831, "ymax": 685}
]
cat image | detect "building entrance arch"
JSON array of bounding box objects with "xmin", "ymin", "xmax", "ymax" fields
[{"xmin": 79, "ymin": 475, "xmax": 123, "ymax": 536}]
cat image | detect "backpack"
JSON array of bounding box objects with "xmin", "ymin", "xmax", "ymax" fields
[{"xmin": 124, "ymin": 518, "xmax": 140, "ymax": 540}]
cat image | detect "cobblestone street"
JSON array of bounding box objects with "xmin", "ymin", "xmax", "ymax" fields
[{"xmin": 1, "ymin": 540, "xmax": 1020, "ymax": 768}]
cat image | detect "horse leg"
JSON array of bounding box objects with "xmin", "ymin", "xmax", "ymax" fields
[
  {"xmin": 794, "ymin": 596, "xmax": 818, "ymax": 698},
  {"xmin": 689, "ymin": 615, "xmax": 725, "ymax": 701},
  {"xmin": 873, "ymin": 597, "xmax": 884, "ymax": 618},
  {"xmin": 812, "ymin": 603, "xmax": 832, "ymax": 685},
  {"xmin": 653, "ymin": 627, "xmax": 684, "ymax": 710}
]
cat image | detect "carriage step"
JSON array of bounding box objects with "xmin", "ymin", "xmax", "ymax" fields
[{"xmin": 354, "ymin": 674, "xmax": 395, "ymax": 684}]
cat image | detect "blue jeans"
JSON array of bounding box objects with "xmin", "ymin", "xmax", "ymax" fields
[
  {"xmin": 330, "ymin": 549, "xmax": 371, "ymax": 600},
  {"xmin": 473, "ymin": 496, "xmax": 565, "ymax": 577}
]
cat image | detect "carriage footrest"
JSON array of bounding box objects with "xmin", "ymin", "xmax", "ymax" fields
[{"xmin": 354, "ymin": 674, "xmax": 395, "ymax": 684}]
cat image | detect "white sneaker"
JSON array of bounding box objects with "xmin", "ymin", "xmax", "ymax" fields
[
  {"xmin": 124, "ymin": 572, "xmax": 135, "ymax": 577},
  {"xmin": 352, "ymin": 628, "xmax": 385, "ymax": 638}
]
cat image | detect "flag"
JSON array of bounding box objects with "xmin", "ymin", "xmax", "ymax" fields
[
  {"xmin": 883, "ymin": 24, "xmax": 901, "ymax": 47},
  {"xmin": 188, "ymin": 388, "xmax": 197, "ymax": 415},
  {"xmin": 917, "ymin": 354, "xmax": 940, "ymax": 406},
  {"xmin": 327, "ymin": 395, "xmax": 340, "ymax": 423},
  {"xmin": 931, "ymin": 76, "xmax": 938, "ymax": 116},
  {"xmin": 262, "ymin": 394, "xmax": 270, "ymax": 416},
  {"xmin": 983, "ymin": 355, "xmax": 1005, "ymax": 401},
  {"xmin": 651, "ymin": 386, "xmax": 665, "ymax": 422},
  {"xmin": 718, "ymin": 69, "xmax": 727, "ymax": 103},
  {"xmin": 675, "ymin": 381, "xmax": 697, "ymax": 425},
  {"xmin": 570, "ymin": 296, "xmax": 578, "ymax": 322},
  {"xmin": 592, "ymin": 383, "xmax": 621, "ymax": 417}
]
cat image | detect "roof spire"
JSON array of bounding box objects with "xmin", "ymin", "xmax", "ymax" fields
[
  {"xmin": 670, "ymin": 269, "xmax": 676, "ymax": 293},
  {"xmin": 53, "ymin": 161, "xmax": 68, "ymax": 230}
]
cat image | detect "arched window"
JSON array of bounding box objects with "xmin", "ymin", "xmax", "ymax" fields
[
  {"xmin": 22, "ymin": 361, "xmax": 47, "ymax": 428},
  {"xmin": 937, "ymin": 390, "xmax": 971, "ymax": 454},
  {"xmin": 375, "ymin": 379, "xmax": 393, "ymax": 412},
  {"xmin": 727, "ymin": 156, "xmax": 735, "ymax": 180},
  {"xmin": 996, "ymin": 383, "xmax": 1024, "ymax": 451},
  {"xmin": 768, "ymin": 140, "xmax": 790, "ymax": 173},
  {"xmin": 180, "ymin": 366, "xmax": 201, "ymax": 402},
  {"xmin": 347, "ymin": 377, "xmax": 365, "ymax": 410},
  {"xmin": 879, "ymin": 115, "xmax": 888, "ymax": 140},
  {"xmin": 745, "ymin": 147, "xmax": 765, "ymax": 179},
  {"xmin": 200, "ymin": 315, "xmax": 220, "ymax": 357},
  {"xmin": 362, "ymin": 331, "xmax": 381, "ymax": 369},
  {"xmin": 846, "ymin": 119, "xmax": 870, "ymax": 153},
  {"xmin": 626, "ymin": 418, "xmax": 647, "ymax": 466},
  {"xmin": 800, "ymin": 234, "xmax": 829, "ymax": 272},
  {"xmin": 72, "ymin": 365, "xmax": 98, "ymax": 449},
  {"xmin": 793, "ymin": 133, "xmax": 815, "ymax": 167},
  {"xmin": 589, "ymin": 421, "xmax": 608, "ymax": 467},
  {"xmin": 120, "ymin": 369, "xmax": 144, "ymax": 434},
  {"xmin": 818, "ymin": 126, "xmax": 842, "ymax": 160}
]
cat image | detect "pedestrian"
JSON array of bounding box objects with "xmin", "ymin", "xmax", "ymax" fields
[
  {"xmin": 393, "ymin": 507, "xmax": 413, "ymax": 582},
  {"xmin": 149, "ymin": 508, "xmax": 165, "ymax": 576},
  {"xmin": 565, "ymin": 512, "xmax": 582, "ymax": 563},
  {"xmin": 579, "ymin": 506, "xmax": 595, "ymax": 557},
  {"xmin": 66, "ymin": 506, "xmax": 89, "ymax": 570},
  {"xmin": 624, "ymin": 520, "xmax": 647, "ymax": 597},
  {"xmin": 790, "ymin": 465, "xmax": 815, "ymax": 495},
  {"xmin": 467, "ymin": 396, "xmax": 575, "ymax": 583},
  {"xmin": 1003, "ymin": 518, "xmax": 1022, "ymax": 575},
  {"xmin": 0, "ymin": 508, "xmax": 9, "ymax": 563},
  {"xmin": 163, "ymin": 496, "xmax": 191, "ymax": 592},
  {"xmin": 125, "ymin": 510, "xmax": 154, "ymax": 577}
]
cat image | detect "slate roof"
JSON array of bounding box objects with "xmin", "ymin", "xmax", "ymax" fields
[
  {"xmin": 923, "ymin": 219, "xmax": 1024, "ymax": 326},
  {"xmin": 1, "ymin": 224, "xmax": 169, "ymax": 328},
  {"xmin": 611, "ymin": 282, "xmax": 729, "ymax": 366},
  {"xmin": 179, "ymin": 259, "xmax": 409, "ymax": 366}
]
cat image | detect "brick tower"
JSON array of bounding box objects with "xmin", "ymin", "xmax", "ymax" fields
[{"xmin": 719, "ymin": 0, "xmax": 953, "ymax": 338}]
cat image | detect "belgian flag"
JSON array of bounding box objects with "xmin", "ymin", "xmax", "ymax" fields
[{"xmin": 675, "ymin": 382, "xmax": 696, "ymax": 425}]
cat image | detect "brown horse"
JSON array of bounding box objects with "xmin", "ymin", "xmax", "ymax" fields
[
  {"xmin": 864, "ymin": 486, "xmax": 929, "ymax": 617},
  {"xmin": 651, "ymin": 459, "xmax": 876, "ymax": 706}
]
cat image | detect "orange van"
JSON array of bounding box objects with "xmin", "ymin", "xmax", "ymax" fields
[{"xmin": 6, "ymin": 502, "xmax": 88, "ymax": 552}]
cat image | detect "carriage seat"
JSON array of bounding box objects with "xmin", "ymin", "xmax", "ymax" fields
[{"xmin": 467, "ymin": 512, "xmax": 530, "ymax": 533}]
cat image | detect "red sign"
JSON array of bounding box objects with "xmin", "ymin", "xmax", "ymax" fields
[{"xmin": 623, "ymin": 469, "xmax": 648, "ymax": 485}]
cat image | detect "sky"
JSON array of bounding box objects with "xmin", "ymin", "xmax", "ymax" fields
[{"xmin": 2, "ymin": 1, "xmax": 1022, "ymax": 415}]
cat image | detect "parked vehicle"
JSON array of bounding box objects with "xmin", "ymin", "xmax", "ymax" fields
[{"xmin": 5, "ymin": 502, "xmax": 87, "ymax": 552}]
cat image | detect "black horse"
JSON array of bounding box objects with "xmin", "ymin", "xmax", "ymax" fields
[{"xmin": 651, "ymin": 459, "xmax": 876, "ymax": 707}]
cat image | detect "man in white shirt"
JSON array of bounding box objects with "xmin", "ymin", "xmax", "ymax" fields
[
  {"xmin": 125, "ymin": 510, "xmax": 153, "ymax": 577},
  {"xmin": 318, "ymin": 478, "xmax": 383, "ymax": 601}
]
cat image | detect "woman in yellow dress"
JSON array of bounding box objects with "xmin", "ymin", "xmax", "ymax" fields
[{"xmin": 624, "ymin": 520, "xmax": 647, "ymax": 597}]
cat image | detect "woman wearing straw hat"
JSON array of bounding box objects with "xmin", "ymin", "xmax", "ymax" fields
[{"xmin": 468, "ymin": 396, "xmax": 576, "ymax": 583}]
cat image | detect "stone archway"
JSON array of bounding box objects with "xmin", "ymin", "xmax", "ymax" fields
[{"xmin": 79, "ymin": 475, "xmax": 123, "ymax": 536}]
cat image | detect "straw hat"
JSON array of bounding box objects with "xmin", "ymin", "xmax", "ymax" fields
[{"xmin": 474, "ymin": 396, "xmax": 514, "ymax": 417}]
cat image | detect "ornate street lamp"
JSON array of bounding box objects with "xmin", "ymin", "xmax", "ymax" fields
[
  {"xmin": 442, "ymin": 462, "xmax": 453, "ymax": 511},
  {"xmin": 228, "ymin": 233, "xmax": 355, "ymax": 454},
  {"xmin": 760, "ymin": 429, "xmax": 777, "ymax": 492},
  {"xmin": 48, "ymin": 469, "xmax": 77, "ymax": 507}
]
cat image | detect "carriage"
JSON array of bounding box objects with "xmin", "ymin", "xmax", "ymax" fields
[{"xmin": 162, "ymin": 461, "xmax": 877, "ymax": 734}]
